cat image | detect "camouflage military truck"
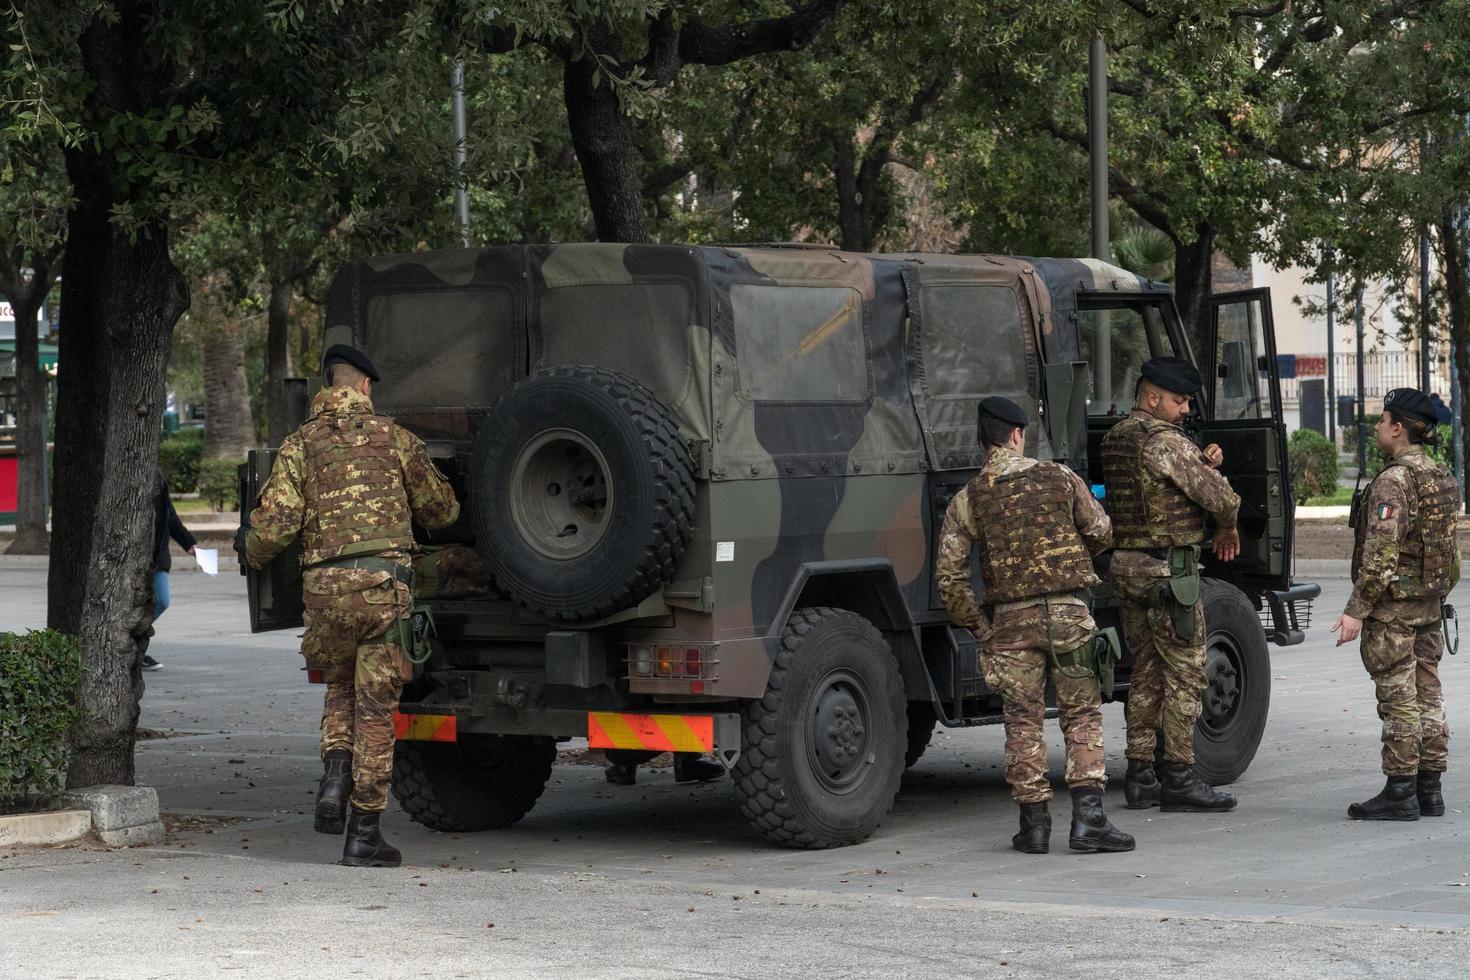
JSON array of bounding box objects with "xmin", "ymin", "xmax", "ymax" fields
[{"xmin": 242, "ymin": 243, "xmax": 1319, "ymax": 849}]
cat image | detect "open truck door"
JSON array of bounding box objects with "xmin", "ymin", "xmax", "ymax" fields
[{"xmin": 237, "ymin": 449, "xmax": 304, "ymax": 633}]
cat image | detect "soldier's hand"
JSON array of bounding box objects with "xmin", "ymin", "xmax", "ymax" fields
[
  {"xmin": 1330, "ymin": 614, "xmax": 1362, "ymax": 647},
  {"xmin": 233, "ymin": 526, "xmax": 248, "ymax": 564},
  {"xmin": 1211, "ymin": 527, "xmax": 1240, "ymax": 562},
  {"xmin": 1203, "ymin": 443, "xmax": 1224, "ymax": 468}
]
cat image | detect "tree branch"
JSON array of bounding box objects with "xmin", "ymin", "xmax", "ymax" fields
[
  {"xmin": 642, "ymin": 160, "xmax": 694, "ymax": 199},
  {"xmin": 678, "ymin": 0, "xmax": 844, "ymax": 67}
]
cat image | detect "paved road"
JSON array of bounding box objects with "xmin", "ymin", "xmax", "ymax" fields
[{"xmin": 3, "ymin": 564, "xmax": 1469, "ymax": 977}]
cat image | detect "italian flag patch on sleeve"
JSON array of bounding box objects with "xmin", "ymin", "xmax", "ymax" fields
[{"xmin": 1377, "ymin": 502, "xmax": 1396, "ymax": 520}]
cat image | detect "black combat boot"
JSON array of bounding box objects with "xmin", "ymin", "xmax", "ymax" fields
[
  {"xmin": 1348, "ymin": 776, "xmax": 1421, "ymax": 821},
  {"xmin": 1159, "ymin": 761, "xmax": 1237, "ymax": 812},
  {"xmin": 672, "ymin": 754, "xmax": 725, "ymax": 783},
  {"xmin": 314, "ymin": 750, "xmax": 353, "ymax": 835},
  {"xmin": 1012, "ymin": 802, "xmax": 1051, "ymax": 854},
  {"xmin": 1068, "ymin": 786, "xmax": 1136, "ymax": 853},
  {"xmin": 1418, "ymin": 771, "xmax": 1446, "ymax": 817},
  {"xmin": 604, "ymin": 762, "xmax": 638, "ymax": 785},
  {"xmin": 341, "ymin": 807, "xmax": 402, "ymax": 867},
  {"xmin": 1123, "ymin": 760, "xmax": 1161, "ymax": 810}
]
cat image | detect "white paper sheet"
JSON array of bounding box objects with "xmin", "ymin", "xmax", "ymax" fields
[{"xmin": 195, "ymin": 548, "xmax": 219, "ymax": 576}]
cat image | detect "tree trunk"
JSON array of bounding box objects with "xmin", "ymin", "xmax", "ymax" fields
[
  {"xmin": 563, "ymin": 54, "xmax": 649, "ymax": 243},
  {"xmin": 1437, "ymin": 211, "xmax": 1470, "ymax": 511},
  {"xmin": 201, "ymin": 318, "xmax": 255, "ymax": 459},
  {"xmin": 833, "ymin": 138, "xmax": 867, "ymax": 252},
  {"xmin": 265, "ymin": 279, "xmax": 293, "ymax": 446},
  {"xmin": 1172, "ymin": 225, "xmax": 1218, "ymax": 361},
  {"xmin": 51, "ymin": 9, "xmax": 190, "ymax": 789},
  {"xmin": 7, "ymin": 282, "xmax": 53, "ymax": 554}
]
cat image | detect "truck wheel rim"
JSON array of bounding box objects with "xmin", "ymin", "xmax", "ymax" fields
[
  {"xmin": 808, "ymin": 669, "xmax": 873, "ymax": 793},
  {"xmin": 1199, "ymin": 632, "xmax": 1243, "ymax": 737},
  {"xmin": 509, "ymin": 428, "xmax": 613, "ymax": 560}
]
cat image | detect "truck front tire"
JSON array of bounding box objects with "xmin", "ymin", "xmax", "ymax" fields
[
  {"xmin": 392, "ymin": 734, "xmax": 556, "ymax": 832},
  {"xmin": 1191, "ymin": 579, "xmax": 1272, "ymax": 785},
  {"xmin": 733, "ymin": 607, "xmax": 907, "ymax": 849}
]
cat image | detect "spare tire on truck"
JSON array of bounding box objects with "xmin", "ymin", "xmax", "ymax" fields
[{"xmin": 470, "ymin": 365, "xmax": 696, "ymax": 622}]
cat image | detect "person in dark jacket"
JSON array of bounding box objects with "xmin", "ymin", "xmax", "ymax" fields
[{"xmin": 147, "ymin": 468, "xmax": 196, "ymax": 671}]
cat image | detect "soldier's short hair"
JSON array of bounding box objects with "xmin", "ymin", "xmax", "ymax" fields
[
  {"xmin": 329, "ymin": 361, "xmax": 368, "ymax": 387},
  {"xmin": 978, "ymin": 415, "xmax": 1021, "ymax": 449}
]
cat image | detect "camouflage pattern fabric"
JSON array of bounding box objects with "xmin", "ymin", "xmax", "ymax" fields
[
  {"xmin": 1359, "ymin": 619, "xmax": 1450, "ymax": 775},
  {"xmin": 936, "ymin": 446, "xmax": 1111, "ymax": 636},
  {"xmin": 413, "ymin": 544, "xmax": 494, "ymax": 599},
  {"xmin": 303, "ymin": 567, "xmax": 412, "ymax": 811},
  {"xmin": 981, "ymin": 601, "xmax": 1106, "ymax": 803},
  {"xmin": 244, "ymin": 385, "xmax": 461, "ymax": 813},
  {"xmin": 1347, "ymin": 446, "xmax": 1462, "ymax": 620},
  {"xmin": 1105, "ymin": 410, "xmax": 1238, "ymax": 767},
  {"xmin": 937, "ymin": 447, "xmax": 1112, "ymax": 802},
  {"xmin": 1116, "ymin": 575, "xmax": 1206, "ymax": 764},
  {"xmin": 245, "ymin": 386, "xmax": 460, "ymax": 569}
]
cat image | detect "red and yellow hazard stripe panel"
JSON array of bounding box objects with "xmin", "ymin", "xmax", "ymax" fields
[
  {"xmin": 587, "ymin": 712, "xmax": 713, "ymax": 753},
  {"xmin": 393, "ymin": 711, "xmax": 458, "ymax": 742}
]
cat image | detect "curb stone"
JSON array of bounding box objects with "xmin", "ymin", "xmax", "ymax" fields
[{"xmin": 0, "ymin": 808, "xmax": 92, "ymax": 847}]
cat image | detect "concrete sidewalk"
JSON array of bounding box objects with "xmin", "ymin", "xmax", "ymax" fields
[{"xmin": 2, "ymin": 568, "xmax": 1468, "ymax": 978}]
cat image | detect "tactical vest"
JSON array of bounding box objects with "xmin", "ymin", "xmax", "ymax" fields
[
  {"xmin": 1353, "ymin": 450, "xmax": 1459, "ymax": 599},
  {"xmin": 1101, "ymin": 415, "xmax": 1206, "ymax": 550},
  {"xmin": 966, "ymin": 460, "xmax": 1098, "ymax": 603},
  {"xmin": 299, "ymin": 409, "xmax": 413, "ymax": 566}
]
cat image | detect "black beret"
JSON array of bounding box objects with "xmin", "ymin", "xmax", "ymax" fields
[
  {"xmin": 977, "ymin": 396, "xmax": 1028, "ymax": 428},
  {"xmin": 321, "ymin": 344, "xmax": 379, "ymax": 383},
  {"xmin": 1140, "ymin": 356, "xmax": 1202, "ymax": 396},
  {"xmin": 1383, "ymin": 387, "xmax": 1437, "ymax": 427}
]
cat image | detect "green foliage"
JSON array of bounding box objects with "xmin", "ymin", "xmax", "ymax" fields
[
  {"xmin": 1287, "ymin": 428, "xmax": 1340, "ymax": 505},
  {"xmin": 0, "ymin": 630, "xmax": 82, "ymax": 811},
  {"xmin": 197, "ymin": 457, "xmax": 242, "ymax": 511},
  {"xmin": 158, "ymin": 429, "xmax": 204, "ymax": 494}
]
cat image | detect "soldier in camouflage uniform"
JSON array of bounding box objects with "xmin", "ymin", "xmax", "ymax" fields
[
  {"xmin": 241, "ymin": 345, "xmax": 460, "ymax": 867},
  {"xmin": 1331, "ymin": 388, "xmax": 1460, "ymax": 821},
  {"xmin": 1102, "ymin": 357, "xmax": 1240, "ymax": 813},
  {"xmin": 938, "ymin": 397, "xmax": 1134, "ymax": 854}
]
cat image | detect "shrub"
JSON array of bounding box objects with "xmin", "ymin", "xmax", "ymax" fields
[
  {"xmin": 0, "ymin": 630, "xmax": 82, "ymax": 812},
  {"xmin": 1288, "ymin": 428, "xmax": 1339, "ymax": 505},
  {"xmin": 158, "ymin": 429, "xmax": 204, "ymax": 493},
  {"xmin": 197, "ymin": 457, "xmax": 243, "ymax": 511}
]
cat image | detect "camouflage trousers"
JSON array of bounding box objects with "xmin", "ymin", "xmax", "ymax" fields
[
  {"xmin": 1120, "ymin": 586, "xmax": 1206, "ymax": 765},
  {"xmin": 981, "ymin": 645, "xmax": 1106, "ymax": 804},
  {"xmin": 1360, "ymin": 618, "xmax": 1450, "ymax": 776},
  {"xmin": 301, "ymin": 570, "xmax": 412, "ymax": 812}
]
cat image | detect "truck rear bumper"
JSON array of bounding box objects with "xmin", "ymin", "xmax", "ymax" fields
[{"xmin": 1263, "ymin": 581, "xmax": 1320, "ymax": 647}]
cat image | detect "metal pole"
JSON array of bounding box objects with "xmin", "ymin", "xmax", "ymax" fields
[
  {"xmin": 1356, "ymin": 283, "xmax": 1367, "ymax": 476},
  {"xmin": 1326, "ymin": 269, "xmax": 1336, "ymax": 443},
  {"xmin": 451, "ymin": 59, "xmax": 471, "ymax": 248},
  {"xmin": 1421, "ymin": 227, "xmax": 1433, "ymax": 392},
  {"xmin": 1088, "ymin": 32, "xmax": 1112, "ymax": 407}
]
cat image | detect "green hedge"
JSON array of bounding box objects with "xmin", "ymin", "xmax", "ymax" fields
[
  {"xmin": 159, "ymin": 429, "xmax": 204, "ymax": 494},
  {"xmin": 0, "ymin": 630, "xmax": 82, "ymax": 812},
  {"xmin": 197, "ymin": 457, "xmax": 243, "ymax": 511},
  {"xmin": 1288, "ymin": 428, "xmax": 1339, "ymax": 505}
]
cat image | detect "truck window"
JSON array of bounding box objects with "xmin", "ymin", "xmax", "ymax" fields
[
  {"xmin": 537, "ymin": 282, "xmax": 692, "ymax": 406},
  {"xmin": 730, "ymin": 284, "xmax": 872, "ymax": 403},
  {"xmin": 1077, "ymin": 298, "xmax": 1173, "ymax": 416},
  {"xmin": 364, "ymin": 288, "xmax": 516, "ymax": 411},
  {"xmin": 1212, "ymin": 295, "xmax": 1272, "ymax": 420}
]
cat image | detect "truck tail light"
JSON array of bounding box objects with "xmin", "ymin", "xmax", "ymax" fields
[{"xmin": 624, "ymin": 644, "xmax": 718, "ymax": 680}]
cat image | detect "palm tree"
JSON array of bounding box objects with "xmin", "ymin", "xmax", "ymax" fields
[{"xmin": 1111, "ymin": 226, "xmax": 1174, "ymax": 282}]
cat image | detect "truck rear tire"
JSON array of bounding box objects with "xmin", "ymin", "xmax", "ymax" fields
[
  {"xmin": 1192, "ymin": 579, "xmax": 1271, "ymax": 785},
  {"xmin": 733, "ymin": 607, "xmax": 907, "ymax": 849},
  {"xmin": 392, "ymin": 734, "xmax": 556, "ymax": 832},
  {"xmin": 904, "ymin": 710, "xmax": 937, "ymax": 770},
  {"xmin": 470, "ymin": 365, "xmax": 696, "ymax": 622}
]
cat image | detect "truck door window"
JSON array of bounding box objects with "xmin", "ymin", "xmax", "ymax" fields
[
  {"xmin": 1077, "ymin": 299, "xmax": 1173, "ymax": 416},
  {"xmin": 1212, "ymin": 296, "xmax": 1272, "ymax": 420}
]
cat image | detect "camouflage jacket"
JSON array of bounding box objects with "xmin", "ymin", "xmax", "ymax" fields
[
  {"xmin": 1345, "ymin": 446, "xmax": 1461, "ymax": 625},
  {"xmin": 245, "ymin": 386, "xmax": 460, "ymax": 571},
  {"xmin": 937, "ymin": 447, "xmax": 1111, "ymax": 640},
  {"xmin": 1108, "ymin": 410, "xmax": 1240, "ymax": 582}
]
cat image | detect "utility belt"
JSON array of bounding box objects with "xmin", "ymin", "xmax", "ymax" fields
[
  {"xmin": 1144, "ymin": 544, "xmax": 1202, "ymax": 639},
  {"xmin": 309, "ymin": 554, "xmax": 435, "ymax": 666}
]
